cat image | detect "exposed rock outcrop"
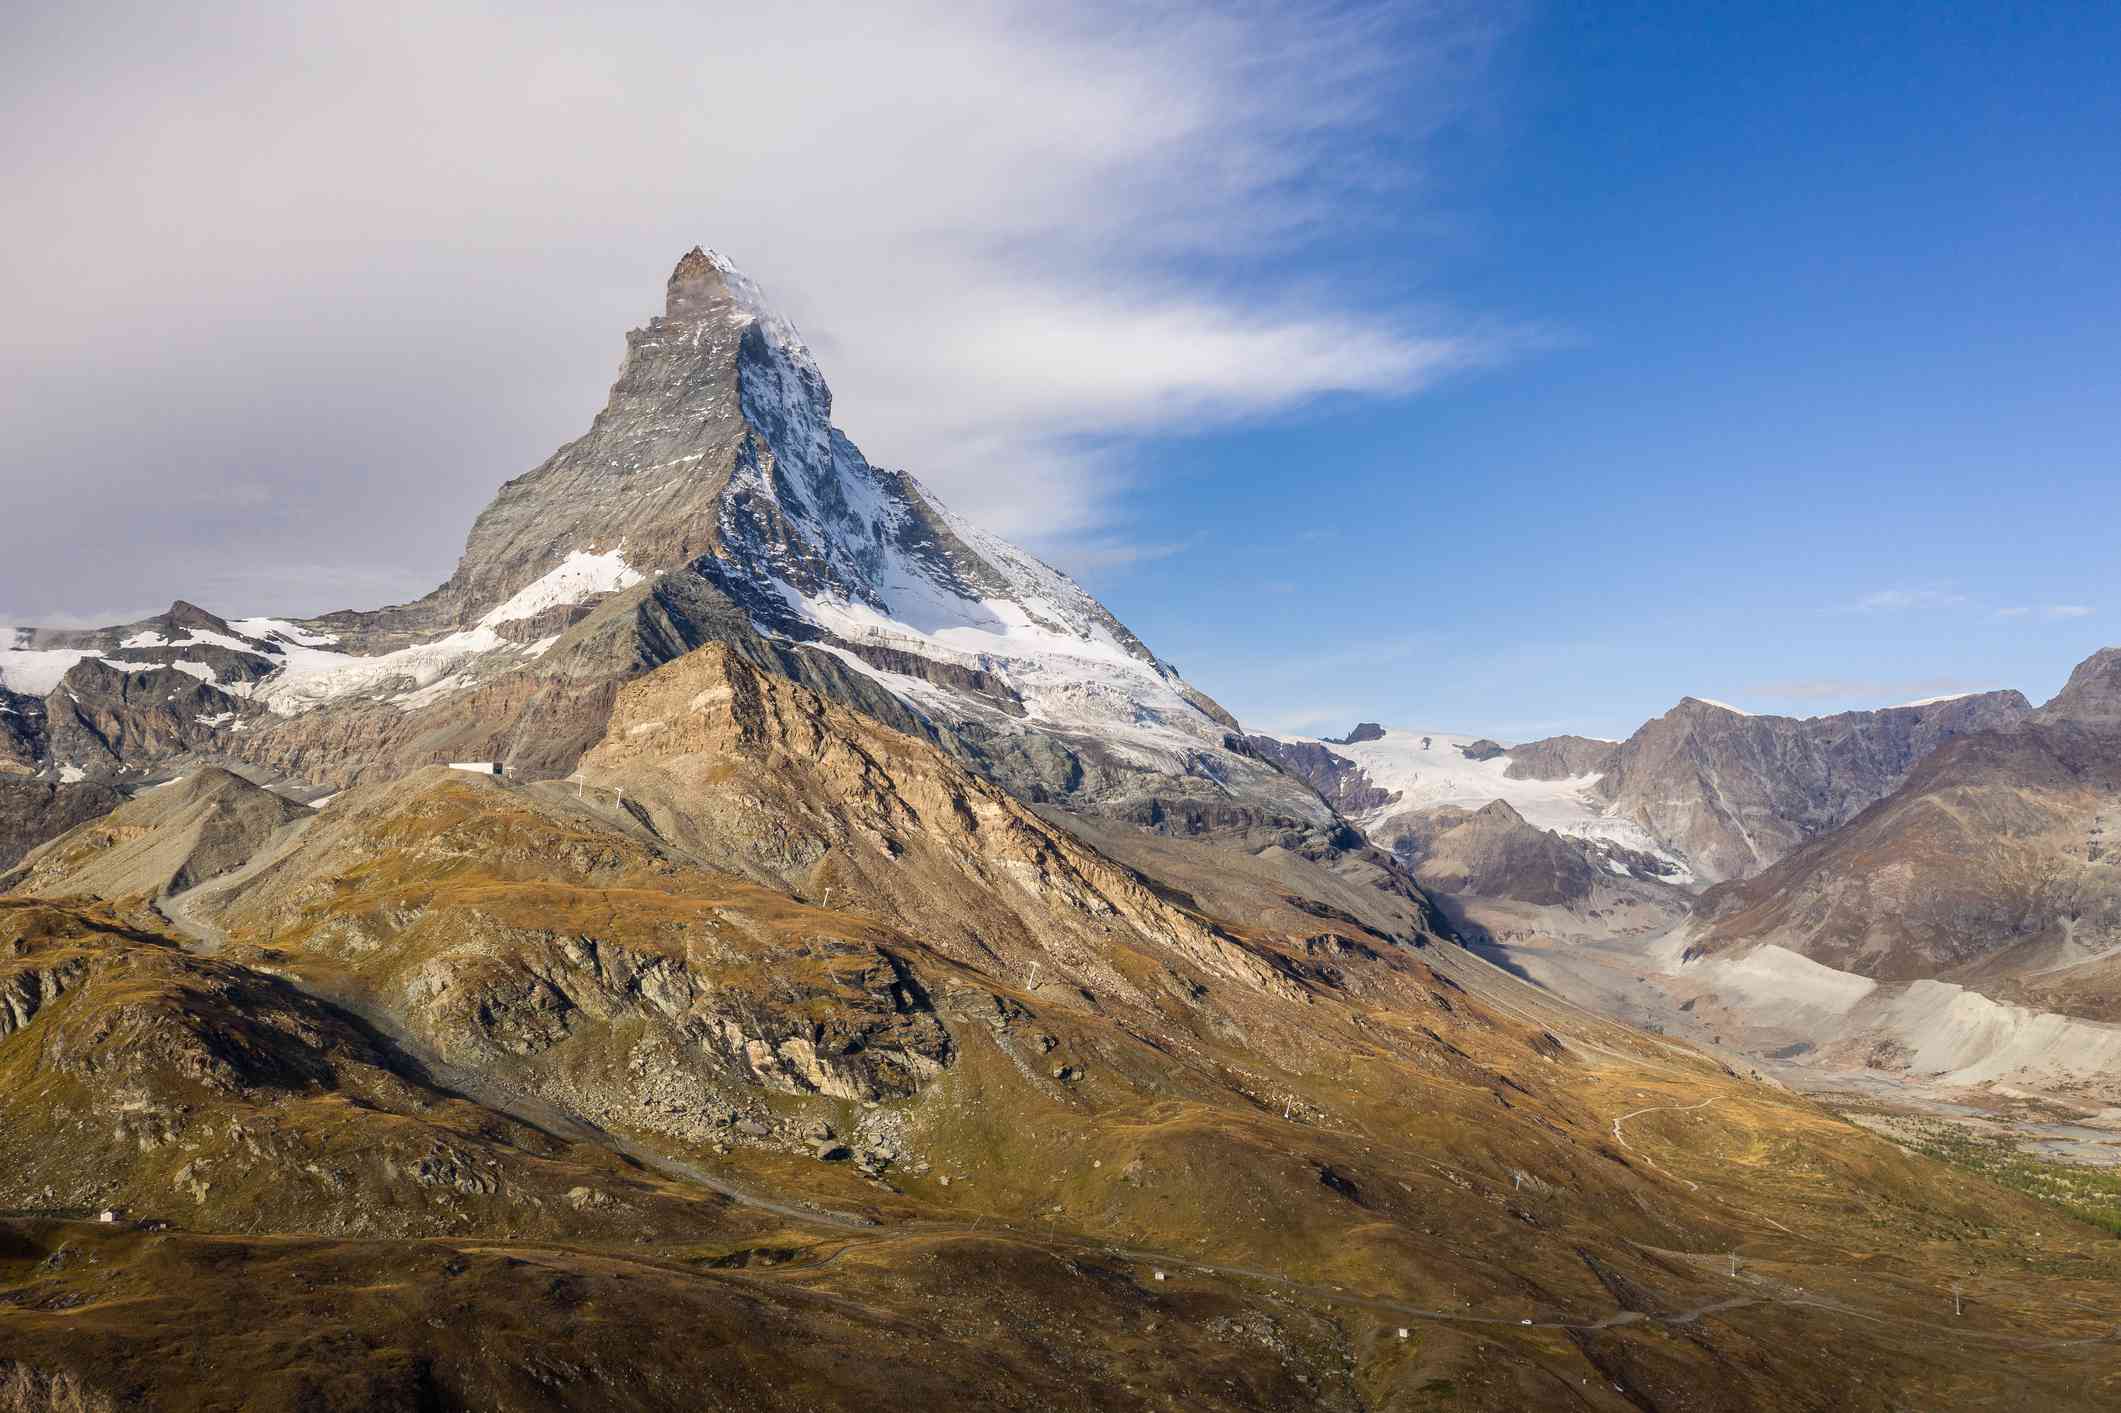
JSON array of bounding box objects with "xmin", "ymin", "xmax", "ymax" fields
[
  {"xmin": 1243, "ymin": 735, "xmax": 1397, "ymax": 816},
  {"xmin": 1390, "ymin": 800, "xmax": 1604, "ymax": 907},
  {"xmin": 0, "ymin": 779, "xmax": 123, "ymax": 873},
  {"xmin": 1503, "ymin": 734, "xmax": 1617, "ymax": 782}
]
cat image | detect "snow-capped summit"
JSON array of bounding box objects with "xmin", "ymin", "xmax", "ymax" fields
[{"xmin": 1, "ymin": 248, "xmax": 1321, "ymax": 829}]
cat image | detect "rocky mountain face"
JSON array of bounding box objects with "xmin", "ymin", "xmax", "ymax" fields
[
  {"xmin": 1503, "ymin": 734, "xmax": 1617, "ymax": 781},
  {"xmin": 2038, "ymin": 646, "xmax": 2121, "ymax": 725},
  {"xmin": 0, "ymin": 687, "xmax": 45, "ymax": 774},
  {"xmin": 1688, "ymin": 649, "xmax": 2121, "ymax": 1006},
  {"xmin": 1691, "ymin": 719, "xmax": 2121, "ymax": 992},
  {"xmin": 0, "ymin": 897, "xmax": 725, "ymax": 1244},
  {"xmin": 1390, "ymin": 799, "xmax": 1606, "ymax": 908},
  {"xmin": 0, "ymin": 779, "xmax": 124, "ymax": 871},
  {"xmin": 1242, "ymin": 734, "xmax": 1398, "ymax": 815},
  {"xmin": 3, "ymin": 768, "xmax": 310, "ymax": 901},
  {"xmin": 1591, "ymin": 690, "xmax": 2034, "ymax": 883}
]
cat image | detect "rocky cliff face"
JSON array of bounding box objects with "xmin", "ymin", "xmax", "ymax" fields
[
  {"xmin": 1593, "ymin": 690, "xmax": 2034, "ymax": 882},
  {"xmin": 2039, "ymin": 646, "xmax": 2121, "ymax": 726},
  {"xmin": 0, "ymin": 780, "xmax": 123, "ymax": 872},
  {"xmin": 1390, "ymin": 800, "xmax": 1606, "ymax": 908},
  {"xmin": 1688, "ymin": 647, "xmax": 2121, "ymax": 1007},
  {"xmin": 1242, "ymin": 734, "xmax": 1397, "ymax": 815},
  {"xmin": 0, "ymin": 688, "xmax": 44, "ymax": 775},
  {"xmin": 1502, "ymin": 734, "xmax": 1617, "ymax": 782},
  {"xmin": 581, "ymin": 645, "xmax": 1322, "ymax": 1010}
]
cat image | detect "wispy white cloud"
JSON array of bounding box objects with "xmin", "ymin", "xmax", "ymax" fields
[
  {"xmin": 1043, "ymin": 538, "xmax": 1193, "ymax": 574},
  {"xmin": 1846, "ymin": 586, "xmax": 1969, "ymax": 614},
  {"xmin": 0, "ymin": 0, "xmax": 1519, "ymax": 619},
  {"xmin": 1989, "ymin": 603, "xmax": 2094, "ymax": 622},
  {"xmin": 1249, "ymin": 706, "xmax": 1367, "ymax": 738},
  {"xmin": 1747, "ymin": 676, "xmax": 1996, "ymax": 706}
]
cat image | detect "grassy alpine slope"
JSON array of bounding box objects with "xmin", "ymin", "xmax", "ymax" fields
[{"xmin": 4, "ymin": 648, "xmax": 2119, "ymax": 1410}]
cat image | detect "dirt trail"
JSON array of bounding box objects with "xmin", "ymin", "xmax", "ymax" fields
[{"xmin": 1611, "ymin": 1097, "xmax": 1713, "ymax": 1191}]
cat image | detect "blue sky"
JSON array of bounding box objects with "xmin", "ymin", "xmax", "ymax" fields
[
  {"xmin": 1079, "ymin": 2, "xmax": 2121, "ymax": 738},
  {"xmin": 3, "ymin": 1, "xmax": 2114, "ymax": 742}
]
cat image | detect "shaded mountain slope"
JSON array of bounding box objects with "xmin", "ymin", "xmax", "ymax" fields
[
  {"xmin": 5, "ymin": 768, "xmax": 309, "ymax": 901},
  {"xmin": 0, "ymin": 778, "xmax": 122, "ymax": 872}
]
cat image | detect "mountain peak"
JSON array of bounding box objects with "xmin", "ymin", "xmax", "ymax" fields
[
  {"xmin": 2040, "ymin": 645, "xmax": 2121, "ymax": 725},
  {"xmin": 665, "ymin": 245, "xmax": 738, "ymax": 319}
]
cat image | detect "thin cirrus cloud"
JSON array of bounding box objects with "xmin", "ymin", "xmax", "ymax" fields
[
  {"xmin": 1746, "ymin": 677, "xmax": 1998, "ymax": 706},
  {"xmin": 1846, "ymin": 587, "xmax": 1970, "ymax": 614},
  {"xmin": 1991, "ymin": 604, "xmax": 2094, "ymax": 621},
  {"xmin": 1848, "ymin": 590, "xmax": 2094, "ymax": 623},
  {"xmin": 0, "ymin": 0, "xmax": 1517, "ymax": 623}
]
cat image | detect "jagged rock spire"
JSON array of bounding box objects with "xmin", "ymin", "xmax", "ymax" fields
[{"xmin": 666, "ymin": 246, "xmax": 735, "ymax": 319}]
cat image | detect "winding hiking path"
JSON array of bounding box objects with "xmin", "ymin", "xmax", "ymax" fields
[{"xmin": 1612, "ymin": 1097, "xmax": 1713, "ymax": 1191}]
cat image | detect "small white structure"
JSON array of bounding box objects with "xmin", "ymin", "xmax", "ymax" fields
[
  {"xmin": 447, "ymin": 761, "xmax": 503, "ymax": 777},
  {"xmin": 1396, "ymin": 1328, "xmax": 1410, "ymax": 1340},
  {"xmin": 1152, "ymin": 1270, "xmax": 1166, "ymax": 1282},
  {"xmin": 97, "ymin": 1208, "xmax": 126, "ymax": 1224}
]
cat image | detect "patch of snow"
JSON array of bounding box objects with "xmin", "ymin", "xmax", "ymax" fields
[
  {"xmin": 120, "ymin": 631, "xmax": 169, "ymax": 649},
  {"xmin": 524, "ymin": 635, "xmax": 562, "ymax": 658},
  {"xmin": 248, "ymin": 627, "xmax": 505, "ymax": 715},
  {"xmin": 230, "ymin": 617, "xmax": 339, "ymax": 648},
  {"xmin": 0, "ymin": 647, "xmax": 92, "ymax": 695},
  {"xmin": 1286, "ymin": 726, "xmax": 1695, "ymax": 881},
  {"xmin": 164, "ymin": 661, "xmax": 220, "ymax": 685},
  {"xmin": 57, "ymin": 765, "xmax": 86, "ymax": 783},
  {"xmin": 195, "ymin": 711, "xmax": 236, "ymax": 728},
  {"xmin": 236, "ymin": 551, "xmax": 641, "ymax": 717},
  {"xmin": 1690, "ymin": 697, "xmax": 1752, "ymax": 716},
  {"xmin": 1893, "ymin": 691, "xmax": 1987, "ymax": 709},
  {"xmin": 478, "ymin": 549, "xmax": 642, "ymax": 628},
  {"xmin": 163, "ymin": 628, "xmax": 271, "ymax": 655}
]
